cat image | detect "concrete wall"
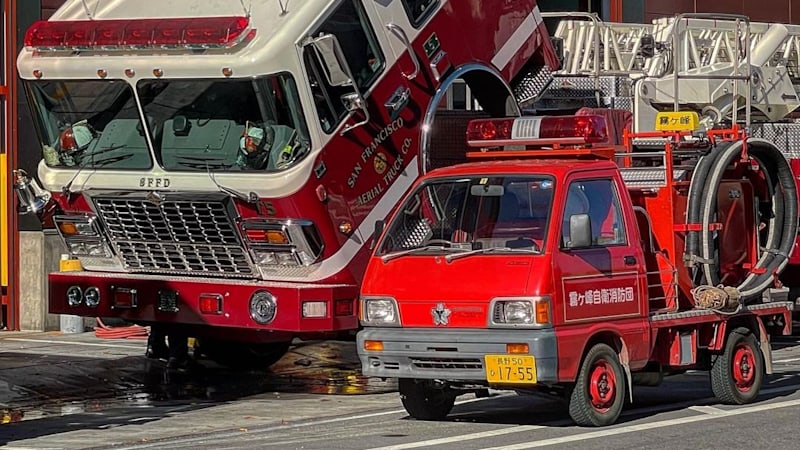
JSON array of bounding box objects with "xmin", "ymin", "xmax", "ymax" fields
[{"xmin": 18, "ymin": 230, "xmax": 85, "ymax": 332}]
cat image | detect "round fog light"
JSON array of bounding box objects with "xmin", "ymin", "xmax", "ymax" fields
[
  {"xmin": 249, "ymin": 291, "xmax": 277, "ymax": 324},
  {"xmin": 84, "ymin": 287, "xmax": 101, "ymax": 308},
  {"xmin": 66, "ymin": 286, "xmax": 83, "ymax": 307}
]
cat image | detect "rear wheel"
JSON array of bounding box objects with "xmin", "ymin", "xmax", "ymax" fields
[
  {"xmin": 197, "ymin": 340, "xmax": 291, "ymax": 369},
  {"xmin": 568, "ymin": 343, "xmax": 626, "ymax": 427},
  {"xmin": 399, "ymin": 378, "xmax": 456, "ymax": 421},
  {"xmin": 711, "ymin": 327, "xmax": 763, "ymax": 404}
]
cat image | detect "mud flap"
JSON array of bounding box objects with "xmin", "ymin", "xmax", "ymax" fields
[
  {"xmin": 757, "ymin": 318, "xmax": 774, "ymax": 375},
  {"xmin": 622, "ymin": 361, "xmax": 633, "ymax": 404}
]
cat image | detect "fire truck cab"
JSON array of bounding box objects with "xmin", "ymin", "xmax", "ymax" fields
[
  {"xmin": 13, "ymin": 0, "xmax": 556, "ymax": 366},
  {"xmin": 357, "ymin": 114, "xmax": 794, "ymax": 426}
]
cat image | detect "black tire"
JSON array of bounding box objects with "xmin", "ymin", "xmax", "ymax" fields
[
  {"xmin": 198, "ymin": 340, "xmax": 291, "ymax": 369},
  {"xmin": 398, "ymin": 378, "xmax": 455, "ymax": 421},
  {"xmin": 711, "ymin": 327, "xmax": 763, "ymax": 404},
  {"xmin": 569, "ymin": 343, "xmax": 626, "ymax": 427}
]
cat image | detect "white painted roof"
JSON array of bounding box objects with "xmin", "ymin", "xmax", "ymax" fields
[{"xmin": 19, "ymin": 0, "xmax": 335, "ymax": 80}]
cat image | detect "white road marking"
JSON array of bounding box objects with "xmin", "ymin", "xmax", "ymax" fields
[
  {"xmin": 481, "ymin": 398, "xmax": 800, "ymax": 449},
  {"xmin": 1, "ymin": 338, "xmax": 144, "ymax": 350},
  {"xmin": 773, "ymin": 357, "xmax": 800, "ymax": 363},
  {"xmin": 366, "ymin": 425, "xmax": 550, "ymax": 450},
  {"xmin": 688, "ymin": 405, "xmax": 728, "ymax": 415}
]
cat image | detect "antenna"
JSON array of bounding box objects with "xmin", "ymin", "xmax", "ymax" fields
[
  {"xmin": 278, "ymin": 0, "xmax": 289, "ymax": 16},
  {"xmin": 239, "ymin": 0, "xmax": 253, "ymax": 17}
]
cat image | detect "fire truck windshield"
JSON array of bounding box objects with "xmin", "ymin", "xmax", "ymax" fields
[
  {"xmin": 377, "ymin": 176, "xmax": 555, "ymax": 258},
  {"xmin": 27, "ymin": 74, "xmax": 311, "ymax": 173},
  {"xmin": 28, "ymin": 79, "xmax": 150, "ymax": 170}
]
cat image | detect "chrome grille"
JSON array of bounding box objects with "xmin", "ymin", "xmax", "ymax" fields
[{"xmin": 94, "ymin": 194, "xmax": 253, "ymax": 277}]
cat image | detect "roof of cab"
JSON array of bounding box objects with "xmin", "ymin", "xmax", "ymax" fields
[
  {"xmin": 424, "ymin": 157, "xmax": 618, "ymax": 179},
  {"xmin": 19, "ymin": 0, "xmax": 333, "ymax": 79}
]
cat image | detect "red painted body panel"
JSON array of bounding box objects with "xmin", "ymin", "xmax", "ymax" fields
[
  {"xmin": 49, "ymin": 271, "xmax": 358, "ymax": 337},
  {"xmin": 364, "ymin": 255, "xmax": 542, "ymax": 328}
]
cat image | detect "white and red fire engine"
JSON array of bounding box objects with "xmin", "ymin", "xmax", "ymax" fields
[{"xmin": 12, "ymin": 0, "xmax": 558, "ymax": 365}]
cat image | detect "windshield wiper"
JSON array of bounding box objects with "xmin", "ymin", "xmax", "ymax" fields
[
  {"xmin": 381, "ymin": 244, "xmax": 467, "ymax": 263},
  {"xmin": 205, "ymin": 161, "xmax": 258, "ymax": 204},
  {"xmin": 61, "ymin": 145, "xmax": 130, "ymax": 198},
  {"xmin": 445, "ymin": 246, "xmax": 540, "ymax": 263}
]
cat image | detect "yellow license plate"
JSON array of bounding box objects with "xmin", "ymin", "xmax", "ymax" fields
[{"xmin": 484, "ymin": 355, "xmax": 537, "ymax": 384}]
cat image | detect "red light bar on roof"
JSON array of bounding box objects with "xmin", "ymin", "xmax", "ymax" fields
[
  {"xmin": 24, "ymin": 16, "xmax": 253, "ymax": 51},
  {"xmin": 466, "ymin": 115, "xmax": 609, "ymax": 147}
]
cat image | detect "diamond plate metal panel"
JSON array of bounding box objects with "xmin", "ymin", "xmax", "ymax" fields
[{"xmin": 750, "ymin": 122, "xmax": 800, "ymax": 158}]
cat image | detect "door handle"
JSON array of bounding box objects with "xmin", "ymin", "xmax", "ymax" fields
[
  {"xmin": 385, "ymin": 86, "xmax": 411, "ymax": 120},
  {"xmin": 624, "ymin": 256, "xmax": 637, "ymax": 266}
]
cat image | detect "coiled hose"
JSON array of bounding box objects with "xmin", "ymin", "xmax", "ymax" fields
[{"xmin": 690, "ymin": 139, "xmax": 798, "ymax": 302}]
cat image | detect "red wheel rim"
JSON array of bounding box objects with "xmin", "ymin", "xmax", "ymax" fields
[
  {"xmin": 732, "ymin": 342, "xmax": 757, "ymax": 392},
  {"xmin": 588, "ymin": 358, "xmax": 617, "ymax": 412}
]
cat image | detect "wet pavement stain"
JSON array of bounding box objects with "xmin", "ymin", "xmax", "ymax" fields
[{"xmin": 0, "ymin": 340, "xmax": 396, "ymax": 423}]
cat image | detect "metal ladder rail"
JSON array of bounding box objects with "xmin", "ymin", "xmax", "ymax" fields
[
  {"xmin": 649, "ymin": 17, "xmax": 800, "ymax": 77},
  {"xmin": 551, "ymin": 14, "xmax": 800, "ymax": 80},
  {"xmin": 548, "ymin": 13, "xmax": 654, "ymax": 75}
]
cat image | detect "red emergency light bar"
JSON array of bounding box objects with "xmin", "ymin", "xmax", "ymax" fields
[
  {"xmin": 24, "ymin": 16, "xmax": 253, "ymax": 51},
  {"xmin": 466, "ymin": 115, "xmax": 609, "ymax": 148}
]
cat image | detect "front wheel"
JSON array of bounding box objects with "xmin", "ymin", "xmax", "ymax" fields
[
  {"xmin": 398, "ymin": 378, "xmax": 456, "ymax": 421},
  {"xmin": 711, "ymin": 327, "xmax": 763, "ymax": 404},
  {"xmin": 569, "ymin": 343, "xmax": 626, "ymax": 427}
]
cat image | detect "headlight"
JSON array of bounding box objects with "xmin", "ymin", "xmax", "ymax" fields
[
  {"xmin": 66, "ymin": 286, "xmax": 83, "ymax": 307},
  {"xmin": 67, "ymin": 241, "xmax": 112, "ymax": 257},
  {"xmin": 242, "ymin": 219, "xmax": 324, "ymax": 267},
  {"xmin": 55, "ymin": 214, "xmax": 114, "ymax": 258},
  {"xmin": 491, "ymin": 297, "xmax": 551, "ymax": 327},
  {"xmin": 361, "ymin": 297, "xmax": 400, "ymax": 326},
  {"xmin": 503, "ymin": 301, "xmax": 534, "ymax": 324},
  {"xmin": 84, "ymin": 287, "xmax": 101, "ymax": 308}
]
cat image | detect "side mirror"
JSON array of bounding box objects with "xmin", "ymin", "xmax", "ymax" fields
[
  {"xmin": 342, "ymin": 92, "xmax": 365, "ymax": 113},
  {"xmin": 13, "ymin": 169, "xmax": 52, "ymax": 215},
  {"xmin": 566, "ymin": 213, "xmax": 592, "ymax": 249},
  {"xmin": 370, "ymin": 219, "xmax": 385, "ymax": 250},
  {"xmin": 303, "ymin": 33, "xmax": 370, "ymax": 135}
]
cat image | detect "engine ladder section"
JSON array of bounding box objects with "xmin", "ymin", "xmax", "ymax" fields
[{"xmin": 535, "ymin": 14, "xmax": 800, "ymax": 120}]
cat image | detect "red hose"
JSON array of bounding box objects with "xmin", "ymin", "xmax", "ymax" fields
[{"xmin": 93, "ymin": 317, "xmax": 149, "ymax": 340}]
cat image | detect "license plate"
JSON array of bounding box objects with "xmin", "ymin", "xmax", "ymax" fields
[{"xmin": 484, "ymin": 355, "xmax": 537, "ymax": 384}]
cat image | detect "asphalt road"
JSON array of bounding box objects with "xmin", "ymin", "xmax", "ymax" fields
[{"xmin": 2, "ymin": 331, "xmax": 800, "ymax": 449}]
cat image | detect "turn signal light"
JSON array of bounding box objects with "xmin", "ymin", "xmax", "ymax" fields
[
  {"xmin": 535, "ymin": 299, "xmax": 551, "ymax": 325},
  {"xmin": 58, "ymin": 222, "xmax": 79, "ymax": 236},
  {"xmin": 364, "ymin": 340, "xmax": 384, "ymax": 351},
  {"xmin": 506, "ymin": 343, "xmax": 529, "ymax": 354},
  {"xmin": 245, "ymin": 228, "xmax": 290, "ymax": 245}
]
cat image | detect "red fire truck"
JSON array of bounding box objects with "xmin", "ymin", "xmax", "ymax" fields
[
  {"xmin": 12, "ymin": 0, "xmax": 557, "ymax": 365},
  {"xmin": 356, "ymin": 112, "xmax": 795, "ymax": 426}
]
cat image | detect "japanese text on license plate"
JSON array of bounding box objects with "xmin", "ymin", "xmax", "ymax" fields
[{"xmin": 485, "ymin": 355, "xmax": 537, "ymax": 384}]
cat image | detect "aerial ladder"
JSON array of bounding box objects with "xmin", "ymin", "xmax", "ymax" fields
[{"xmin": 533, "ymin": 13, "xmax": 800, "ymax": 134}]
